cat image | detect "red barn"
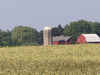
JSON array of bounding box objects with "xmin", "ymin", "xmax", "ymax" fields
[
  {"xmin": 52, "ymin": 35, "xmax": 72, "ymax": 45},
  {"xmin": 77, "ymin": 34, "xmax": 100, "ymax": 44}
]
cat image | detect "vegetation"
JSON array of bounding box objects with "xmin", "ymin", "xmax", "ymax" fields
[
  {"xmin": 0, "ymin": 44, "xmax": 99, "ymax": 75},
  {"xmin": 52, "ymin": 24, "xmax": 64, "ymax": 36},
  {"xmin": 0, "ymin": 20, "xmax": 100, "ymax": 46},
  {"xmin": 64, "ymin": 20, "xmax": 95, "ymax": 43},
  {"xmin": 11, "ymin": 26, "xmax": 39, "ymax": 46},
  {"xmin": 0, "ymin": 30, "xmax": 11, "ymax": 46}
]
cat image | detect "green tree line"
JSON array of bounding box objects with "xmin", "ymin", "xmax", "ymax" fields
[{"xmin": 0, "ymin": 20, "xmax": 100, "ymax": 46}]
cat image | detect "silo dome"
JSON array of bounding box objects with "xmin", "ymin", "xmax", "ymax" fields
[{"xmin": 44, "ymin": 27, "xmax": 52, "ymax": 30}]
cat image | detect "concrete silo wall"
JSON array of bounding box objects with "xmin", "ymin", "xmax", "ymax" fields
[{"xmin": 43, "ymin": 27, "xmax": 52, "ymax": 46}]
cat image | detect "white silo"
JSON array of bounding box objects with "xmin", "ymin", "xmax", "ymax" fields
[{"xmin": 43, "ymin": 27, "xmax": 52, "ymax": 46}]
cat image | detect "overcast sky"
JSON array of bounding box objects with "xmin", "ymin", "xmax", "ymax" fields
[{"xmin": 0, "ymin": 0, "xmax": 100, "ymax": 31}]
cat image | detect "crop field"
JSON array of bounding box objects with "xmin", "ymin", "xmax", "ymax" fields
[{"xmin": 0, "ymin": 44, "xmax": 100, "ymax": 75}]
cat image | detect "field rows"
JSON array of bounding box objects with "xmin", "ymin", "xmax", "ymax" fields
[{"xmin": 0, "ymin": 44, "xmax": 100, "ymax": 75}]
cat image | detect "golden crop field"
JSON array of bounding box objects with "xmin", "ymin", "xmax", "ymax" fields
[{"xmin": 0, "ymin": 44, "xmax": 100, "ymax": 75}]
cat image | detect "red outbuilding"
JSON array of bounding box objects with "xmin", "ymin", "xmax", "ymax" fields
[{"xmin": 76, "ymin": 34, "xmax": 100, "ymax": 44}]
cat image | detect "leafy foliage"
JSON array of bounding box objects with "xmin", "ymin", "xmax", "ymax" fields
[
  {"xmin": 37, "ymin": 30, "xmax": 43, "ymax": 45},
  {"xmin": 11, "ymin": 26, "xmax": 39, "ymax": 45},
  {"xmin": 52, "ymin": 24, "xmax": 64, "ymax": 36},
  {"xmin": 0, "ymin": 30, "xmax": 11, "ymax": 46},
  {"xmin": 92, "ymin": 22, "xmax": 100, "ymax": 36}
]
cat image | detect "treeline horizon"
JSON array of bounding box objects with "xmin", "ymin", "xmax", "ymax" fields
[{"xmin": 0, "ymin": 19, "xmax": 100, "ymax": 46}]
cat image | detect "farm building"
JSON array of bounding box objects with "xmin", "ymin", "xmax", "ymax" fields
[
  {"xmin": 43, "ymin": 27, "xmax": 72, "ymax": 45},
  {"xmin": 43, "ymin": 27, "xmax": 52, "ymax": 46},
  {"xmin": 52, "ymin": 35, "xmax": 72, "ymax": 45},
  {"xmin": 76, "ymin": 34, "xmax": 100, "ymax": 44}
]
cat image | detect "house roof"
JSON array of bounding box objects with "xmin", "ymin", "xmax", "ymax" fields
[
  {"xmin": 82, "ymin": 34, "xmax": 100, "ymax": 42},
  {"xmin": 53, "ymin": 35, "xmax": 71, "ymax": 41}
]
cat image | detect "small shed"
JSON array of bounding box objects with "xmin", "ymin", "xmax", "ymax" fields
[
  {"xmin": 76, "ymin": 34, "xmax": 100, "ymax": 44},
  {"xmin": 52, "ymin": 35, "xmax": 72, "ymax": 45}
]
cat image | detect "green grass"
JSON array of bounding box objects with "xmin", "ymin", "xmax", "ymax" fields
[{"xmin": 0, "ymin": 44, "xmax": 100, "ymax": 75}]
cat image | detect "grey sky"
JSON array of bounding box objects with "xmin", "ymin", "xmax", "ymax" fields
[{"xmin": 0, "ymin": 0, "xmax": 100, "ymax": 31}]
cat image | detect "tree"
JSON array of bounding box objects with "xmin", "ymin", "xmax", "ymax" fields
[
  {"xmin": 52, "ymin": 24, "xmax": 64, "ymax": 36},
  {"xmin": 92, "ymin": 22, "xmax": 100, "ymax": 36},
  {"xmin": 0, "ymin": 30, "xmax": 11, "ymax": 46},
  {"xmin": 11, "ymin": 26, "xmax": 39, "ymax": 45},
  {"xmin": 37, "ymin": 30, "xmax": 43, "ymax": 45},
  {"xmin": 64, "ymin": 20, "xmax": 93, "ymax": 43}
]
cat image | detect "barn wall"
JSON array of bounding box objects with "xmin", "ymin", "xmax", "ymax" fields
[
  {"xmin": 76, "ymin": 35, "xmax": 87, "ymax": 44},
  {"xmin": 65, "ymin": 41, "xmax": 72, "ymax": 44},
  {"xmin": 52, "ymin": 41, "xmax": 59, "ymax": 45},
  {"xmin": 67, "ymin": 38, "xmax": 72, "ymax": 44}
]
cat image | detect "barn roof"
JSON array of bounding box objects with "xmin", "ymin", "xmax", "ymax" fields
[
  {"xmin": 82, "ymin": 34, "xmax": 100, "ymax": 42},
  {"xmin": 53, "ymin": 35, "xmax": 71, "ymax": 41}
]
